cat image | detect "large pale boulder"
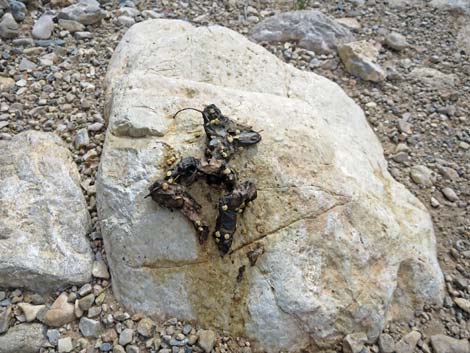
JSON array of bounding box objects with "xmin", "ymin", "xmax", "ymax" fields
[
  {"xmin": 98, "ymin": 20, "xmax": 444, "ymax": 352},
  {"xmin": 0, "ymin": 131, "xmax": 93, "ymax": 292}
]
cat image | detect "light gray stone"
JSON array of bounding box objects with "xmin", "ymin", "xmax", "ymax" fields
[
  {"xmin": 79, "ymin": 317, "xmax": 103, "ymax": 338},
  {"xmin": 431, "ymin": 0, "xmax": 470, "ymax": 13},
  {"xmin": 395, "ymin": 331, "xmax": 421, "ymax": 353},
  {"xmin": 77, "ymin": 293, "xmax": 95, "ymax": 311},
  {"xmin": 454, "ymin": 297, "xmax": 470, "ymax": 313},
  {"xmin": 338, "ymin": 40, "xmax": 385, "ymax": 82},
  {"xmin": 78, "ymin": 283, "xmax": 93, "ymax": 297},
  {"xmin": 142, "ymin": 10, "xmax": 163, "ymax": 19},
  {"xmin": 117, "ymin": 7, "xmax": 140, "ymax": 17},
  {"xmin": 198, "ymin": 330, "xmax": 216, "ymax": 353},
  {"xmin": 137, "ymin": 317, "xmax": 154, "ymax": 337},
  {"xmin": 87, "ymin": 305, "xmax": 101, "ymax": 318},
  {"xmin": 388, "ymin": 0, "xmax": 470, "ymax": 12},
  {"xmin": 119, "ymin": 328, "xmax": 134, "ymax": 346},
  {"xmin": 126, "ymin": 345, "xmax": 139, "ymax": 353},
  {"xmin": 118, "ymin": 15, "xmax": 135, "ymax": 26},
  {"xmin": 0, "ymin": 131, "xmax": 93, "ymax": 292},
  {"xmin": 442, "ymin": 187, "xmax": 459, "ymax": 202},
  {"xmin": 384, "ymin": 32, "xmax": 408, "ymax": 51},
  {"xmin": 430, "ymin": 334, "xmax": 469, "ymax": 353},
  {"xmin": 97, "ymin": 19, "xmax": 444, "ymax": 353},
  {"xmin": 32, "ymin": 14, "xmax": 55, "ymax": 40},
  {"xmin": 113, "ymin": 345, "xmax": 126, "ymax": 353},
  {"xmin": 378, "ymin": 333, "xmax": 395, "ymax": 353},
  {"xmin": 343, "ymin": 332, "xmax": 367, "ymax": 353},
  {"xmin": 0, "ymin": 0, "xmax": 8, "ymax": 11},
  {"xmin": 409, "ymin": 67, "xmax": 459, "ymax": 90},
  {"xmin": 58, "ymin": 337, "xmax": 74, "ymax": 353},
  {"xmin": 58, "ymin": 0, "xmax": 106, "ymax": 25},
  {"xmin": 0, "ymin": 306, "xmax": 11, "ymax": 334},
  {"xmin": 47, "ymin": 329, "xmax": 60, "ymax": 345},
  {"xmin": 9, "ymin": 0, "xmax": 26, "ymax": 22},
  {"xmin": 0, "ymin": 76, "xmax": 15, "ymax": 92},
  {"xmin": 0, "ymin": 323, "xmax": 46, "ymax": 353},
  {"xmin": 19, "ymin": 58, "xmax": 37, "ymax": 71},
  {"xmin": 335, "ymin": 17, "xmax": 361, "ymax": 32},
  {"xmin": 410, "ymin": 165, "xmax": 434, "ymax": 186},
  {"xmin": 75, "ymin": 128, "xmax": 90, "ymax": 149},
  {"xmin": 92, "ymin": 260, "xmax": 110, "ymax": 279},
  {"xmin": 0, "ymin": 13, "xmax": 19, "ymax": 39},
  {"xmin": 58, "ymin": 19, "xmax": 85, "ymax": 33},
  {"xmin": 249, "ymin": 10, "xmax": 354, "ymax": 54},
  {"xmin": 75, "ymin": 31, "xmax": 93, "ymax": 40}
]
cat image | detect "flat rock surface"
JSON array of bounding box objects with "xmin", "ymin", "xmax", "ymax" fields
[
  {"xmin": 98, "ymin": 19, "xmax": 444, "ymax": 352},
  {"xmin": 0, "ymin": 131, "xmax": 93, "ymax": 292}
]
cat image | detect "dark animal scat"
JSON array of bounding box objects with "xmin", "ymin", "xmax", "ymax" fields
[{"xmin": 147, "ymin": 104, "xmax": 261, "ymax": 256}]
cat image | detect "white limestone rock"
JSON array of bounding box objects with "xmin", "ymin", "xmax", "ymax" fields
[{"xmin": 97, "ymin": 20, "xmax": 444, "ymax": 353}]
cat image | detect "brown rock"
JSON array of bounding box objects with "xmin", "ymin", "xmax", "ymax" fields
[{"xmin": 44, "ymin": 293, "xmax": 76, "ymax": 327}]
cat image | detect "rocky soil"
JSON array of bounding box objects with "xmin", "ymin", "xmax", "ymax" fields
[{"xmin": 0, "ymin": 0, "xmax": 468, "ymax": 353}]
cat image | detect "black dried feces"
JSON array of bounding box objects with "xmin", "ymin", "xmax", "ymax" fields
[{"xmin": 146, "ymin": 104, "xmax": 261, "ymax": 256}]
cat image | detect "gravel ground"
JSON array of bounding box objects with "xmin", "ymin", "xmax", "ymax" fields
[{"xmin": 0, "ymin": 0, "xmax": 468, "ymax": 352}]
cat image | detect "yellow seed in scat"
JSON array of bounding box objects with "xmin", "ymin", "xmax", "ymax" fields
[
  {"xmin": 238, "ymin": 209, "xmax": 243, "ymax": 213},
  {"xmin": 222, "ymin": 152, "xmax": 227, "ymax": 158},
  {"xmin": 166, "ymin": 171, "xmax": 172, "ymax": 176},
  {"xmin": 195, "ymin": 220, "xmax": 201, "ymax": 226},
  {"xmin": 215, "ymin": 231, "xmax": 221, "ymax": 237},
  {"xmin": 223, "ymin": 168, "xmax": 231, "ymax": 174},
  {"xmin": 227, "ymin": 136, "xmax": 234, "ymax": 143},
  {"xmin": 215, "ymin": 238, "xmax": 220, "ymax": 243},
  {"xmin": 222, "ymin": 205, "xmax": 228, "ymax": 211},
  {"xmin": 198, "ymin": 227, "xmax": 204, "ymax": 232},
  {"xmin": 162, "ymin": 183, "xmax": 169, "ymax": 190},
  {"xmin": 168, "ymin": 178, "xmax": 174, "ymax": 183},
  {"xmin": 235, "ymin": 129, "xmax": 241, "ymax": 134},
  {"xmin": 224, "ymin": 233, "xmax": 230, "ymax": 240}
]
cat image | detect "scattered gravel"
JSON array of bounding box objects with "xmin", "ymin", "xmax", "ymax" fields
[{"xmin": 0, "ymin": 0, "xmax": 468, "ymax": 352}]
